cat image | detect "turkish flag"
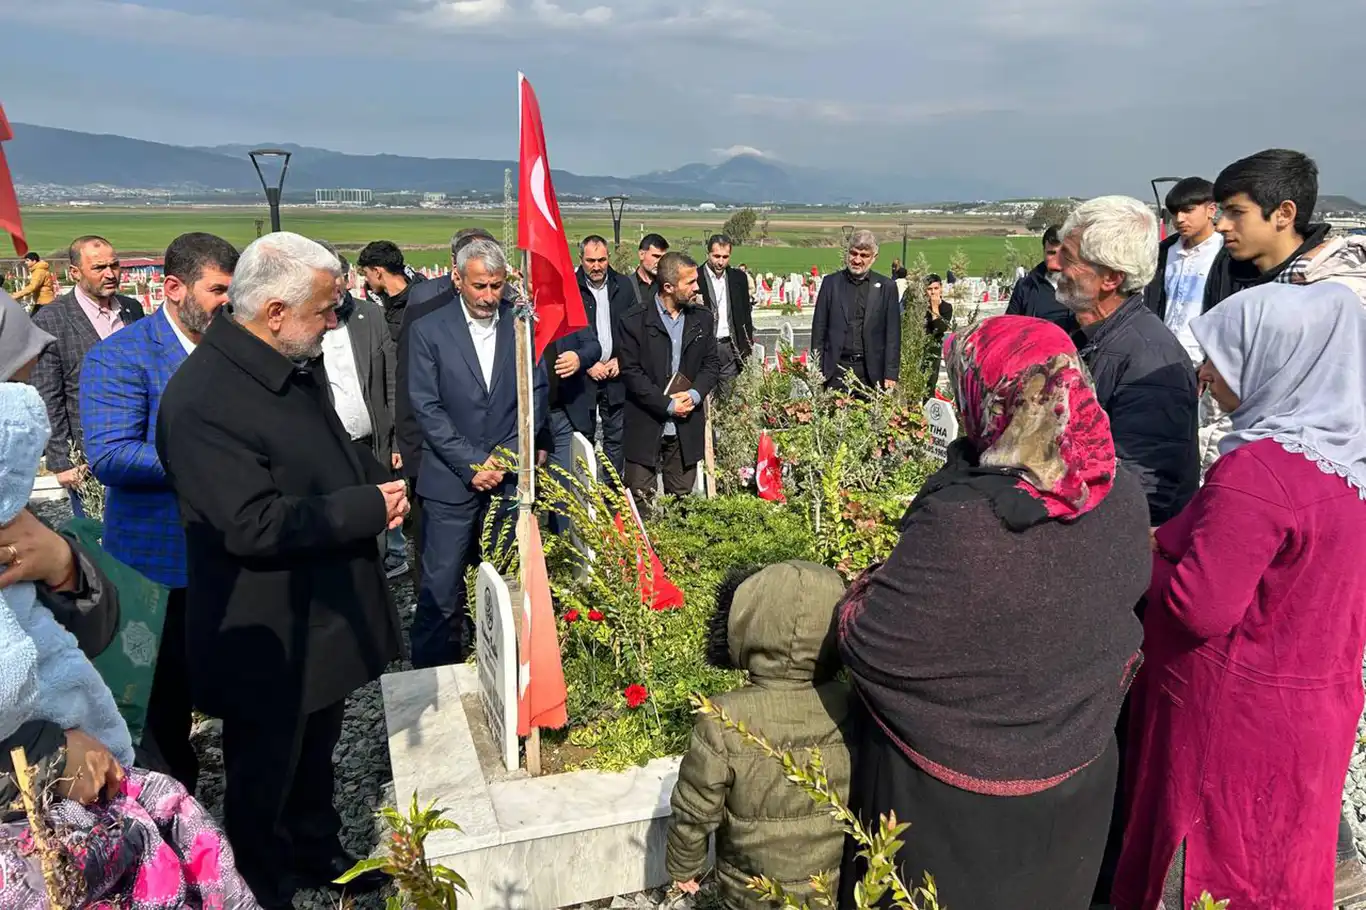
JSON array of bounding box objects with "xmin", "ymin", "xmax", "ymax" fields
[
  {"xmin": 756, "ymin": 432, "xmax": 786, "ymax": 503},
  {"xmin": 613, "ymin": 491, "xmax": 684, "ymax": 612},
  {"xmin": 516, "ymin": 520, "xmax": 568, "ymax": 736},
  {"xmin": 518, "ymin": 73, "xmax": 587, "ymax": 363},
  {"xmin": 0, "ymin": 105, "xmax": 28, "ymax": 257}
]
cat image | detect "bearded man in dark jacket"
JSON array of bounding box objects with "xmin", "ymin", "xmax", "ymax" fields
[{"xmin": 1055, "ymin": 196, "xmax": 1198, "ymax": 527}]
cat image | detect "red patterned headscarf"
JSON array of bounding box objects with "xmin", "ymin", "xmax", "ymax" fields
[{"xmin": 939, "ymin": 316, "xmax": 1115, "ymax": 525}]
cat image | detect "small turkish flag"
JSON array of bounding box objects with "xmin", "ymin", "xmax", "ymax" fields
[
  {"xmin": 756, "ymin": 432, "xmax": 785, "ymax": 502},
  {"xmin": 614, "ymin": 490, "xmax": 684, "ymax": 612},
  {"xmin": 518, "ymin": 73, "xmax": 587, "ymax": 363},
  {"xmin": 0, "ymin": 105, "xmax": 28, "ymax": 257}
]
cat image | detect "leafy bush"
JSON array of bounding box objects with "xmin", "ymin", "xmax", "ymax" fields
[
  {"xmin": 534, "ymin": 468, "xmax": 815, "ymax": 770},
  {"xmin": 712, "ymin": 354, "xmax": 937, "ymax": 577}
]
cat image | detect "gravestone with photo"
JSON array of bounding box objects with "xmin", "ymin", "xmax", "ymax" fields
[
  {"xmin": 476, "ymin": 562, "xmax": 519, "ymax": 772},
  {"xmin": 924, "ymin": 397, "xmax": 960, "ymax": 463}
]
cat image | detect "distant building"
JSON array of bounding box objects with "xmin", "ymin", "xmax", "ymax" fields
[
  {"xmin": 423, "ymin": 192, "xmax": 447, "ymax": 204},
  {"xmin": 315, "ymin": 188, "xmax": 373, "ymax": 206},
  {"xmin": 698, "ymin": 202, "xmax": 718, "ymax": 211}
]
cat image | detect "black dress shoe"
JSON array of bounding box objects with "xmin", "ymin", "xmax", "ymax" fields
[{"xmin": 293, "ymin": 852, "xmax": 392, "ymax": 894}]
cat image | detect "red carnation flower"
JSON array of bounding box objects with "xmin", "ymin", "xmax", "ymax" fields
[
  {"xmin": 588, "ymin": 610, "xmax": 605, "ymax": 622},
  {"xmin": 624, "ymin": 684, "xmax": 649, "ymax": 709},
  {"xmin": 564, "ymin": 609, "xmax": 581, "ymax": 623}
]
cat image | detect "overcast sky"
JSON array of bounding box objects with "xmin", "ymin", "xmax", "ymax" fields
[{"xmin": 3, "ymin": 0, "xmax": 1364, "ymax": 199}]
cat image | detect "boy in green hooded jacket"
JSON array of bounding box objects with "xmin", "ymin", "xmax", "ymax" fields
[{"xmin": 667, "ymin": 560, "xmax": 855, "ymax": 909}]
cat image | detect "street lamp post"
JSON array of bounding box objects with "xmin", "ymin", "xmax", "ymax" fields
[
  {"xmin": 248, "ymin": 148, "xmax": 293, "ymax": 233},
  {"xmin": 607, "ymin": 195, "xmax": 630, "ymax": 247},
  {"xmin": 899, "ymin": 221, "xmax": 914, "ymax": 269}
]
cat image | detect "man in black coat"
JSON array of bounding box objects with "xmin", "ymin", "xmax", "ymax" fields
[
  {"xmin": 617, "ymin": 251, "xmax": 720, "ymax": 503},
  {"xmin": 357, "ymin": 240, "xmax": 417, "ymax": 342},
  {"xmin": 811, "ymin": 230, "xmax": 901, "ymax": 391},
  {"xmin": 578, "ymin": 235, "xmax": 639, "ymax": 479},
  {"xmin": 31, "ymin": 235, "xmax": 145, "ymax": 515},
  {"xmin": 696, "ymin": 232, "xmax": 755, "ymax": 381},
  {"xmin": 1005, "ymin": 225, "xmax": 1078, "ymax": 334},
  {"xmin": 1056, "ymin": 197, "xmax": 1198, "ymax": 526},
  {"xmin": 631, "ymin": 233, "xmax": 669, "ymax": 305},
  {"xmin": 407, "ymin": 238, "xmax": 547, "ymax": 668},
  {"xmin": 157, "ymin": 233, "xmax": 406, "ymax": 909}
]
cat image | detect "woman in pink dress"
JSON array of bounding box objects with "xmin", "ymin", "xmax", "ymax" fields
[{"xmin": 1114, "ymin": 281, "xmax": 1366, "ymax": 910}]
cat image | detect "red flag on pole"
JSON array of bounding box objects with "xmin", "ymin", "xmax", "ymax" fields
[
  {"xmin": 516, "ymin": 521, "xmax": 568, "ymax": 735},
  {"xmin": 613, "ymin": 491, "xmax": 684, "ymax": 612},
  {"xmin": 517, "ymin": 73, "xmax": 588, "ymax": 363},
  {"xmin": 756, "ymin": 432, "xmax": 786, "ymax": 502},
  {"xmin": 0, "ymin": 105, "xmax": 28, "ymax": 257}
]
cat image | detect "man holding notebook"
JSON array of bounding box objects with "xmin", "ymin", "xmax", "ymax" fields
[{"xmin": 616, "ymin": 251, "xmax": 721, "ymax": 504}]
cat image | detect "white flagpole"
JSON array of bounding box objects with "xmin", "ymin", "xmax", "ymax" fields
[{"xmin": 514, "ymin": 72, "xmax": 541, "ymax": 776}]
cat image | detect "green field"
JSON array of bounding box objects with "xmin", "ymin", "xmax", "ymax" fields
[{"xmin": 14, "ymin": 207, "xmax": 1033, "ymax": 277}]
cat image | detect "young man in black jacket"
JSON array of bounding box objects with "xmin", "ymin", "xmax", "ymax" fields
[
  {"xmin": 357, "ymin": 240, "xmax": 415, "ymax": 342},
  {"xmin": 1006, "ymin": 226, "xmax": 1077, "ymax": 334}
]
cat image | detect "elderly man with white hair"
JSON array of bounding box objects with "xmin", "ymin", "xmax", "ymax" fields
[
  {"xmin": 157, "ymin": 232, "xmax": 407, "ymax": 909},
  {"xmin": 811, "ymin": 229, "xmax": 902, "ymax": 391},
  {"xmin": 1056, "ymin": 195, "xmax": 1200, "ymax": 529}
]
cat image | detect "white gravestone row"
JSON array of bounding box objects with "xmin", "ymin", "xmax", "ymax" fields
[
  {"xmin": 476, "ymin": 562, "xmax": 520, "ymax": 772},
  {"xmin": 924, "ymin": 398, "xmax": 960, "ymax": 464}
]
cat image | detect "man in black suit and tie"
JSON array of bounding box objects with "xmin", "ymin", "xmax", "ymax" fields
[
  {"xmin": 406, "ymin": 238, "xmax": 547, "ymax": 669},
  {"xmin": 617, "ymin": 252, "xmax": 720, "ymax": 504},
  {"xmin": 31, "ymin": 235, "xmax": 145, "ymax": 517},
  {"xmin": 811, "ymin": 229, "xmax": 901, "ymax": 393},
  {"xmin": 696, "ymin": 233, "xmax": 755, "ymax": 381},
  {"xmin": 577, "ymin": 235, "xmax": 637, "ymax": 479}
]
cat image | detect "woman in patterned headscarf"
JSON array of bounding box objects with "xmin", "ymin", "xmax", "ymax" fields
[
  {"xmin": 837, "ymin": 315, "xmax": 1151, "ymax": 909},
  {"xmin": 1114, "ymin": 282, "xmax": 1366, "ymax": 910}
]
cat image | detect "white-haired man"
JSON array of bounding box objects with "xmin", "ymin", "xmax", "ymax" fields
[
  {"xmin": 407, "ymin": 238, "xmax": 547, "ymax": 669},
  {"xmin": 1056, "ymin": 196, "xmax": 1199, "ymax": 528},
  {"xmin": 811, "ymin": 229, "xmax": 901, "ymax": 391},
  {"xmin": 157, "ymin": 232, "xmax": 407, "ymax": 909}
]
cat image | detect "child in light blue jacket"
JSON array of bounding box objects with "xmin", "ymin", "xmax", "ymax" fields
[{"xmin": 0, "ymin": 381, "xmax": 133, "ymax": 766}]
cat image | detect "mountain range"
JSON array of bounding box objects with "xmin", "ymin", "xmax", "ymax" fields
[{"xmin": 7, "ymin": 122, "xmax": 1015, "ymax": 204}]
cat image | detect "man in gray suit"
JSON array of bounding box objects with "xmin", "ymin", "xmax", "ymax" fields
[
  {"xmin": 316, "ymin": 241, "xmax": 406, "ymax": 579},
  {"xmin": 31, "ymin": 235, "xmax": 145, "ymax": 516}
]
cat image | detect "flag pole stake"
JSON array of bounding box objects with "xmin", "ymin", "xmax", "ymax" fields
[
  {"xmin": 513, "ymin": 249, "xmax": 543, "ymax": 777},
  {"xmin": 703, "ymin": 393, "xmax": 717, "ymax": 499}
]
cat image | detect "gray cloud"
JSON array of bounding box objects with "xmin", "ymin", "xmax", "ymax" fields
[{"xmin": 2, "ymin": 0, "xmax": 1364, "ymax": 198}]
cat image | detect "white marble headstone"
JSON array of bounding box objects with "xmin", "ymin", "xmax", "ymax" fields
[
  {"xmin": 569, "ymin": 432, "xmax": 598, "ymax": 576},
  {"xmin": 779, "ymin": 321, "xmax": 795, "ymax": 349},
  {"xmin": 476, "ymin": 562, "xmax": 519, "ymax": 772},
  {"xmin": 924, "ymin": 398, "xmax": 960, "ymax": 463}
]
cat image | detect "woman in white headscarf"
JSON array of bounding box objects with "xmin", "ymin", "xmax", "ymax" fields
[{"xmin": 1114, "ymin": 281, "xmax": 1366, "ymax": 910}]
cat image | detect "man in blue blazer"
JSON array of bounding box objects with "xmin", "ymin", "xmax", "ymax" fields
[
  {"xmin": 407, "ymin": 238, "xmax": 547, "ymax": 669},
  {"xmin": 79, "ymin": 232, "xmax": 239, "ymax": 788}
]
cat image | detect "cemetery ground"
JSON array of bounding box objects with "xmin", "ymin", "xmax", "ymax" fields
[{"xmin": 12, "ymin": 206, "xmax": 1026, "ymax": 277}]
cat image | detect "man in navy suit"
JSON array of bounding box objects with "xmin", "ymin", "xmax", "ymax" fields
[
  {"xmin": 80, "ymin": 232, "xmax": 239, "ymax": 789},
  {"xmin": 407, "ymin": 238, "xmax": 547, "ymax": 669}
]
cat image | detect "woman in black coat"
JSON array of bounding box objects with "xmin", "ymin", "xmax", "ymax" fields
[{"xmin": 837, "ymin": 316, "xmax": 1150, "ymax": 909}]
